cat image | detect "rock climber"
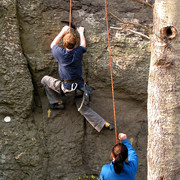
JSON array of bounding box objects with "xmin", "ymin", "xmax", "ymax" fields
[
  {"xmin": 41, "ymin": 25, "xmax": 85, "ymax": 109},
  {"xmin": 100, "ymin": 133, "xmax": 138, "ymax": 179},
  {"xmin": 41, "ymin": 25, "xmax": 114, "ymax": 131}
]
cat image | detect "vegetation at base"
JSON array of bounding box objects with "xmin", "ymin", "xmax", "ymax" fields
[{"xmin": 76, "ymin": 174, "xmax": 100, "ymax": 180}]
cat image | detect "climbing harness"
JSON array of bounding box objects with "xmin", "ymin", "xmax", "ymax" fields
[
  {"xmin": 60, "ymin": 77, "xmax": 91, "ymax": 106},
  {"xmin": 104, "ymin": 0, "xmax": 118, "ymax": 143},
  {"xmin": 61, "ymin": 82, "xmax": 78, "ymax": 93},
  {"xmin": 60, "ymin": 78, "xmax": 84, "ymax": 95}
]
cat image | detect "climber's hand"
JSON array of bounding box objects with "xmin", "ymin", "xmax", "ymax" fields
[
  {"xmin": 77, "ymin": 27, "xmax": 85, "ymax": 34},
  {"xmin": 118, "ymin": 133, "xmax": 127, "ymax": 142},
  {"xmin": 61, "ymin": 26, "xmax": 70, "ymax": 35}
]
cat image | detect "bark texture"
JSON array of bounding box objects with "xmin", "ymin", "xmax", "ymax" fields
[{"xmin": 148, "ymin": 0, "xmax": 180, "ymax": 179}]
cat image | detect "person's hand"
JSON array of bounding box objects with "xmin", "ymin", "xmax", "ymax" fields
[
  {"xmin": 77, "ymin": 27, "xmax": 85, "ymax": 34},
  {"xmin": 61, "ymin": 26, "xmax": 70, "ymax": 35},
  {"xmin": 118, "ymin": 133, "xmax": 127, "ymax": 142}
]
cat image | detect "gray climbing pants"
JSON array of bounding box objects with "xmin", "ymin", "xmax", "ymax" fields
[
  {"xmin": 41, "ymin": 75, "xmax": 106, "ymax": 132},
  {"xmin": 41, "ymin": 75, "xmax": 62, "ymax": 104},
  {"xmin": 75, "ymin": 98, "xmax": 107, "ymax": 132}
]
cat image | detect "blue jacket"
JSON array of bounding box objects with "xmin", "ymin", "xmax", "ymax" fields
[{"xmin": 100, "ymin": 139, "xmax": 138, "ymax": 180}]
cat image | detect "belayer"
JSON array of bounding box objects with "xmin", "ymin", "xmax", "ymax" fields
[
  {"xmin": 100, "ymin": 133, "xmax": 138, "ymax": 179},
  {"xmin": 41, "ymin": 25, "xmax": 114, "ymax": 132}
]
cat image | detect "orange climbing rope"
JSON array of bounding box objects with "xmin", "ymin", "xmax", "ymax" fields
[
  {"xmin": 104, "ymin": 0, "xmax": 118, "ymax": 144},
  {"xmin": 68, "ymin": 0, "xmax": 118, "ymax": 143},
  {"xmin": 69, "ymin": 0, "xmax": 72, "ymax": 32}
]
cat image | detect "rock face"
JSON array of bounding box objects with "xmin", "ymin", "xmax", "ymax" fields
[{"xmin": 0, "ymin": 0, "xmax": 153, "ymax": 179}]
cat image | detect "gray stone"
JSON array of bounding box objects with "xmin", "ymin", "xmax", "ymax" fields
[{"xmin": 0, "ymin": 0, "xmax": 153, "ymax": 179}]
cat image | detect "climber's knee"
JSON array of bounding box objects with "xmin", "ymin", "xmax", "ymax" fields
[{"xmin": 41, "ymin": 75, "xmax": 50, "ymax": 85}]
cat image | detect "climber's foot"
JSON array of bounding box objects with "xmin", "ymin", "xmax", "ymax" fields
[
  {"xmin": 104, "ymin": 122, "xmax": 114, "ymax": 130},
  {"xmin": 49, "ymin": 101, "xmax": 65, "ymax": 110}
]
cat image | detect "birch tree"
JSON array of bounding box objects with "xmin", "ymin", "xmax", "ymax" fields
[{"xmin": 148, "ymin": 0, "xmax": 180, "ymax": 179}]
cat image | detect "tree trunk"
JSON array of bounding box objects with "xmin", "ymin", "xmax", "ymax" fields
[{"xmin": 148, "ymin": 0, "xmax": 180, "ymax": 180}]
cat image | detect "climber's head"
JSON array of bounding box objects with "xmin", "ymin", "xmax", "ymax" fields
[
  {"xmin": 111, "ymin": 143, "xmax": 128, "ymax": 174},
  {"xmin": 63, "ymin": 33, "xmax": 77, "ymax": 50}
]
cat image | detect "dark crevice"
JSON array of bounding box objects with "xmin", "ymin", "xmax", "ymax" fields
[
  {"xmin": 15, "ymin": 0, "xmax": 41, "ymax": 111},
  {"xmin": 15, "ymin": 1, "xmax": 50, "ymax": 179},
  {"xmin": 15, "ymin": 1, "xmax": 35, "ymax": 96},
  {"xmin": 81, "ymin": 118, "xmax": 88, "ymax": 171}
]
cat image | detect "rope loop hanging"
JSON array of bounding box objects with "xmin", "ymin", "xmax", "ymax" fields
[
  {"xmin": 104, "ymin": 0, "xmax": 118, "ymax": 144},
  {"xmin": 68, "ymin": 0, "xmax": 118, "ymax": 143}
]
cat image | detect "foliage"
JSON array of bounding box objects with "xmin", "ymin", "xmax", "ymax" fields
[{"xmin": 76, "ymin": 174, "xmax": 99, "ymax": 180}]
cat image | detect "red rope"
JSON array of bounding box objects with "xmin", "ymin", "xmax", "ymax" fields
[
  {"xmin": 69, "ymin": 0, "xmax": 72, "ymax": 32},
  {"xmin": 104, "ymin": 0, "xmax": 118, "ymax": 144}
]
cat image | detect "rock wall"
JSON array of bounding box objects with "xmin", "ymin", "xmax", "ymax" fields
[{"xmin": 0, "ymin": 0, "xmax": 153, "ymax": 179}]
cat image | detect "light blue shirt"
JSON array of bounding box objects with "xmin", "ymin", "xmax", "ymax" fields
[{"xmin": 100, "ymin": 139, "xmax": 138, "ymax": 180}]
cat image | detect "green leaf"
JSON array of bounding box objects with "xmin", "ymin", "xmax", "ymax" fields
[{"xmin": 91, "ymin": 175, "xmax": 95, "ymax": 179}]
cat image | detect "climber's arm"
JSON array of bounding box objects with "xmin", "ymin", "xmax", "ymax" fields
[
  {"xmin": 77, "ymin": 27, "xmax": 86, "ymax": 48},
  {"xmin": 50, "ymin": 26, "xmax": 70, "ymax": 49}
]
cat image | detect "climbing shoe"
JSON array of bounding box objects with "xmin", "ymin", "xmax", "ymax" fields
[
  {"xmin": 49, "ymin": 101, "xmax": 65, "ymax": 110},
  {"xmin": 105, "ymin": 122, "xmax": 114, "ymax": 130}
]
